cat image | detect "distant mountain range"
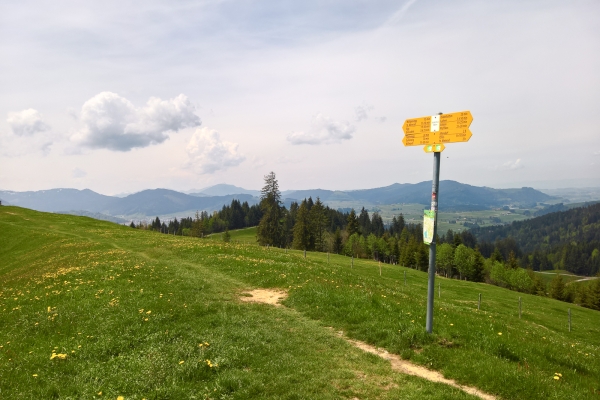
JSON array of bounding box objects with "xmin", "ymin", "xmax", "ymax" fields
[{"xmin": 0, "ymin": 181, "xmax": 556, "ymax": 221}]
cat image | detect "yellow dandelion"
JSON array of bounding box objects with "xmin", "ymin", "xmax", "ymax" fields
[
  {"xmin": 553, "ymin": 376, "xmax": 560, "ymax": 380},
  {"xmin": 146, "ymin": 310, "xmax": 151, "ymax": 314},
  {"xmin": 498, "ymin": 332, "xmax": 502, "ymax": 336},
  {"xmin": 33, "ymin": 374, "xmax": 38, "ymax": 377},
  {"xmin": 179, "ymin": 360, "xmax": 184, "ymax": 365},
  {"xmin": 450, "ymin": 323, "xmax": 454, "ymax": 326},
  {"xmin": 97, "ymin": 391, "xmax": 102, "ymax": 395},
  {"xmin": 117, "ymin": 396, "xmax": 124, "ymax": 400}
]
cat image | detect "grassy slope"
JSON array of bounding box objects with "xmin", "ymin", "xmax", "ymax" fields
[{"xmin": 1, "ymin": 207, "xmax": 599, "ymax": 399}]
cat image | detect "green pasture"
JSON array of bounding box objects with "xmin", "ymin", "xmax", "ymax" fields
[
  {"xmin": 534, "ymin": 270, "xmax": 599, "ymax": 288},
  {"xmin": 1, "ymin": 206, "xmax": 599, "ymax": 399},
  {"xmin": 205, "ymin": 227, "xmax": 258, "ymax": 244}
]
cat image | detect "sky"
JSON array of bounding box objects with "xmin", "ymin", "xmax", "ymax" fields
[{"xmin": 1, "ymin": 0, "xmax": 599, "ymax": 195}]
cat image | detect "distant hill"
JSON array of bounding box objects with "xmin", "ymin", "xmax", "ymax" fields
[
  {"xmin": 284, "ymin": 181, "xmax": 554, "ymax": 210},
  {"xmin": 0, "ymin": 189, "xmax": 257, "ymax": 219},
  {"xmin": 472, "ymin": 203, "xmax": 600, "ymax": 276},
  {"xmin": 0, "ymin": 180, "xmax": 555, "ymax": 219}
]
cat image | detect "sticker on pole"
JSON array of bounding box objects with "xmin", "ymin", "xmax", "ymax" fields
[{"xmin": 423, "ymin": 210, "xmax": 435, "ymax": 245}]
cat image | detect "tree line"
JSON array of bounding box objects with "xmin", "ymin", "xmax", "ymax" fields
[
  {"xmin": 129, "ymin": 199, "xmax": 263, "ymax": 236},
  {"xmin": 472, "ymin": 202, "xmax": 600, "ymax": 277}
]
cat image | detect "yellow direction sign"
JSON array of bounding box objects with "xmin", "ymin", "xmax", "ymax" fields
[
  {"xmin": 438, "ymin": 129, "xmax": 472, "ymax": 143},
  {"xmin": 403, "ymin": 111, "xmax": 473, "ymax": 147},
  {"xmin": 423, "ymin": 143, "xmax": 445, "ymax": 153}
]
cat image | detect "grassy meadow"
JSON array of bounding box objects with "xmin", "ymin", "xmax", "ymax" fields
[{"xmin": 1, "ymin": 206, "xmax": 599, "ymax": 399}]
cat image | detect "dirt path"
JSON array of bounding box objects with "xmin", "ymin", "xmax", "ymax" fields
[{"xmin": 239, "ymin": 288, "xmax": 496, "ymax": 400}]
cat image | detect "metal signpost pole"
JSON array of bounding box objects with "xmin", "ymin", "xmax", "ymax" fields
[
  {"xmin": 401, "ymin": 110, "xmax": 473, "ymax": 335},
  {"xmin": 426, "ymin": 152, "xmax": 440, "ymax": 334}
]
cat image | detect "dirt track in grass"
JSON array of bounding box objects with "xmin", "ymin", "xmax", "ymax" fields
[{"xmin": 240, "ymin": 288, "xmax": 496, "ymax": 400}]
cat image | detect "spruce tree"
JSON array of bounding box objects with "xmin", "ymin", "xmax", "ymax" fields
[
  {"xmin": 292, "ymin": 200, "xmax": 310, "ymax": 250},
  {"xmin": 549, "ymin": 273, "xmax": 565, "ymax": 301},
  {"xmin": 346, "ymin": 209, "xmax": 359, "ymax": 236},
  {"xmin": 309, "ymin": 197, "xmax": 328, "ymax": 252},
  {"xmin": 257, "ymin": 172, "xmax": 284, "ymax": 246}
]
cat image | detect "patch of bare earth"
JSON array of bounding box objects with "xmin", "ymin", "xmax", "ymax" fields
[
  {"xmin": 343, "ymin": 334, "xmax": 495, "ymax": 400},
  {"xmin": 241, "ymin": 289, "xmax": 495, "ymax": 400},
  {"xmin": 239, "ymin": 289, "xmax": 288, "ymax": 306}
]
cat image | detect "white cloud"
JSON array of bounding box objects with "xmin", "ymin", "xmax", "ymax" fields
[
  {"xmin": 496, "ymin": 158, "xmax": 524, "ymax": 171},
  {"xmin": 7, "ymin": 109, "xmax": 50, "ymax": 136},
  {"xmin": 72, "ymin": 92, "xmax": 201, "ymax": 151},
  {"xmin": 186, "ymin": 127, "xmax": 245, "ymax": 174},
  {"xmin": 287, "ymin": 114, "xmax": 356, "ymax": 145}
]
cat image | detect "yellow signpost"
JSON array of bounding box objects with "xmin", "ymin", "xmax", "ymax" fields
[
  {"xmin": 402, "ymin": 110, "xmax": 473, "ymax": 334},
  {"xmin": 402, "ymin": 111, "xmax": 472, "ymax": 150}
]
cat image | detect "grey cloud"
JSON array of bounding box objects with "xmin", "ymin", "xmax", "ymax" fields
[
  {"xmin": 287, "ymin": 114, "xmax": 356, "ymax": 145},
  {"xmin": 354, "ymin": 105, "xmax": 373, "ymax": 122},
  {"xmin": 72, "ymin": 92, "xmax": 201, "ymax": 151},
  {"xmin": 7, "ymin": 109, "xmax": 50, "ymax": 136},
  {"xmin": 186, "ymin": 127, "xmax": 245, "ymax": 174}
]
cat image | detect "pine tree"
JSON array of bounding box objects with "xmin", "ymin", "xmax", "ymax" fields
[
  {"xmin": 191, "ymin": 211, "xmax": 204, "ymax": 238},
  {"xmin": 490, "ymin": 247, "xmax": 504, "ymax": 262},
  {"xmin": 309, "ymin": 197, "xmax": 328, "ymax": 252},
  {"xmin": 358, "ymin": 207, "xmax": 371, "ymax": 236},
  {"xmin": 333, "ymin": 228, "xmax": 343, "ymax": 254},
  {"xmin": 507, "ymin": 251, "xmax": 519, "ymax": 269},
  {"xmin": 257, "ymin": 172, "xmax": 284, "ymax": 246},
  {"xmin": 346, "ymin": 209, "xmax": 359, "ymax": 236},
  {"xmin": 549, "ymin": 273, "xmax": 565, "ymax": 301},
  {"xmin": 292, "ymin": 200, "xmax": 310, "ymax": 250}
]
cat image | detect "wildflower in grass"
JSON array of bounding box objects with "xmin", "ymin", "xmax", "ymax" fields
[
  {"xmin": 179, "ymin": 360, "xmax": 185, "ymax": 365},
  {"xmin": 97, "ymin": 391, "xmax": 102, "ymax": 395},
  {"xmin": 450, "ymin": 323, "xmax": 454, "ymax": 326},
  {"xmin": 146, "ymin": 310, "xmax": 151, "ymax": 314},
  {"xmin": 117, "ymin": 396, "xmax": 124, "ymax": 400},
  {"xmin": 498, "ymin": 332, "xmax": 502, "ymax": 336},
  {"xmin": 33, "ymin": 374, "xmax": 38, "ymax": 377},
  {"xmin": 50, "ymin": 352, "xmax": 67, "ymax": 360}
]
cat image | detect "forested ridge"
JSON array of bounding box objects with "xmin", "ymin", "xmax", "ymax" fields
[{"xmin": 473, "ymin": 203, "xmax": 600, "ymax": 276}]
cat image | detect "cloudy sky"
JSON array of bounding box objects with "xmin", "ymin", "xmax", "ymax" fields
[{"xmin": 1, "ymin": 0, "xmax": 599, "ymax": 195}]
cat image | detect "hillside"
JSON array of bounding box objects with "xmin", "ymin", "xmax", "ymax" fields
[
  {"xmin": 472, "ymin": 203, "xmax": 600, "ymax": 276},
  {"xmin": 1, "ymin": 206, "xmax": 599, "ymax": 399}
]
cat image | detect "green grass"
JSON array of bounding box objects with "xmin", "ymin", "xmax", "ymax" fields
[
  {"xmin": 1, "ymin": 207, "xmax": 599, "ymax": 399},
  {"xmin": 534, "ymin": 270, "xmax": 594, "ymax": 286},
  {"xmin": 205, "ymin": 226, "xmax": 258, "ymax": 244}
]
